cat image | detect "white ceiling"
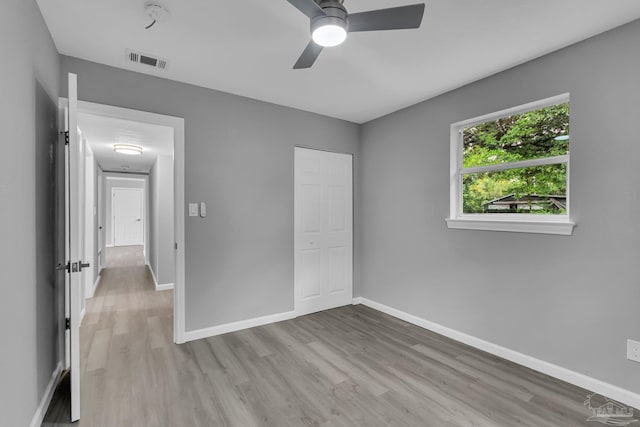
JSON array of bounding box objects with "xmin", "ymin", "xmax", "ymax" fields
[
  {"xmin": 78, "ymin": 113, "xmax": 173, "ymax": 173},
  {"xmin": 38, "ymin": 0, "xmax": 640, "ymax": 123}
]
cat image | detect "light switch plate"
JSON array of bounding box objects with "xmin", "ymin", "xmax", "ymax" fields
[
  {"xmin": 628, "ymin": 339, "xmax": 640, "ymax": 363},
  {"xmin": 188, "ymin": 203, "xmax": 198, "ymax": 217}
]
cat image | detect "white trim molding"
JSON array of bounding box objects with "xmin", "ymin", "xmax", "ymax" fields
[
  {"xmin": 29, "ymin": 362, "xmax": 63, "ymax": 427},
  {"xmin": 448, "ymin": 93, "xmax": 574, "ymax": 236},
  {"xmin": 146, "ymin": 264, "xmax": 174, "ymax": 291},
  {"xmin": 76, "ymin": 99, "xmax": 186, "ymax": 345},
  {"xmin": 446, "ymin": 217, "xmax": 575, "ymax": 235},
  {"xmin": 184, "ymin": 311, "xmax": 296, "ymax": 343},
  {"xmin": 156, "ymin": 283, "xmax": 174, "ymax": 291},
  {"xmin": 93, "ymin": 274, "xmax": 101, "ymax": 294},
  {"xmin": 353, "ymin": 297, "xmax": 640, "ymax": 410},
  {"xmin": 147, "ymin": 263, "xmax": 158, "ymax": 287}
]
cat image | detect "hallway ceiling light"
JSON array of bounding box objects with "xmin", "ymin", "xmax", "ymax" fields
[{"xmin": 113, "ymin": 144, "xmax": 143, "ymax": 155}]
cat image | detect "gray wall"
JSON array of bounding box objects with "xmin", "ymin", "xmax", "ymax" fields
[
  {"xmin": 60, "ymin": 56, "xmax": 361, "ymax": 330},
  {"xmin": 0, "ymin": 0, "xmax": 61, "ymax": 425},
  {"xmin": 149, "ymin": 162, "xmax": 158, "ymax": 282},
  {"xmin": 360, "ymin": 19, "xmax": 640, "ymax": 393},
  {"xmin": 149, "ymin": 155, "xmax": 175, "ymax": 285}
]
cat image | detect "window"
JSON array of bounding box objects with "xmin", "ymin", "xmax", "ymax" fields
[{"xmin": 446, "ymin": 94, "xmax": 575, "ymax": 235}]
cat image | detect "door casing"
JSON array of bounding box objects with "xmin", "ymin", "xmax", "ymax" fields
[{"xmin": 57, "ymin": 97, "xmax": 187, "ymax": 348}]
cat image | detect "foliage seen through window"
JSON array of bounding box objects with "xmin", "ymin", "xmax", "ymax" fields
[{"xmin": 461, "ymin": 103, "xmax": 569, "ymax": 214}]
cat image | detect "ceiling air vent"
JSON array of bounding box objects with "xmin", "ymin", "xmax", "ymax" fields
[{"xmin": 126, "ymin": 49, "xmax": 169, "ymax": 70}]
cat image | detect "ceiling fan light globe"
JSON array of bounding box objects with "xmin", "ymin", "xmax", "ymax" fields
[{"xmin": 312, "ymin": 24, "xmax": 347, "ymax": 47}]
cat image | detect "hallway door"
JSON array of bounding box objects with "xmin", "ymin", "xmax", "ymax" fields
[
  {"xmin": 294, "ymin": 147, "xmax": 353, "ymax": 316},
  {"xmin": 112, "ymin": 187, "xmax": 144, "ymax": 246},
  {"xmin": 63, "ymin": 72, "xmax": 85, "ymax": 422}
]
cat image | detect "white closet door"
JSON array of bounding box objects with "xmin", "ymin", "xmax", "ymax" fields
[{"xmin": 295, "ymin": 147, "xmax": 353, "ymax": 316}]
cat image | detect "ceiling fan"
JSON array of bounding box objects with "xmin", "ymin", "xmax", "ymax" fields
[{"xmin": 286, "ymin": 0, "xmax": 426, "ymax": 69}]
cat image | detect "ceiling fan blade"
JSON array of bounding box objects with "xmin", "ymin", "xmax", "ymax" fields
[
  {"xmin": 348, "ymin": 4, "xmax": 425, "ymax": 32},
  {"xmin": 285, "ymin": 0, "xmax": 326, "ymax": 19},
  {"xmin": 293, "ymin": 41, "xmax": 323, "ymax": 69}
]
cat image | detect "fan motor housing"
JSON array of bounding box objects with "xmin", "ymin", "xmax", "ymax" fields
[{"xmin": 311, "ymin": 1, "xmax": 348, "ymax": 34}]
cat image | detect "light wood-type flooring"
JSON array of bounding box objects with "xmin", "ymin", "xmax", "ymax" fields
[{"xmin": 43, "ymin": 246, "xmax": 610, "ymax": 426}]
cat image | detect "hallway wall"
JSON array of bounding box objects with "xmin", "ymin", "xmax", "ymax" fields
[
  {"xmin": 0, "ymin": 1, "xmax": 61, "ymax": 426},
  {"xmin": 149, "ymin": 154, "xmax": 175, "ymax": 286}
]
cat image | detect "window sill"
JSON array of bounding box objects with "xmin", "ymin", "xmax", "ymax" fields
[{"xmin": 445, "ymin": 217, "xmax": 575, "ymax": 235}]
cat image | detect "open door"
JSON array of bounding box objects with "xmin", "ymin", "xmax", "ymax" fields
[{"xmin": 63, "ymin": 72, "xmax": 86, "ymax": 422}]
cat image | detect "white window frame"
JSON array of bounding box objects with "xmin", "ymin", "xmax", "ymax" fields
[{"xmin": 446, "ymin": 93, "xmax": 575, "ymax": 235}]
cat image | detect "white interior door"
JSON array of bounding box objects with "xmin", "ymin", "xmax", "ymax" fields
[
  {"xmin": 65, "ymin": 72, "xmax": 84, "ymax": 422},
  {"xmin": 97, "ymin": 170, "xmax": 104, "ymax": 269},
  {"xmin": 295, "ymin": 147, "xmax": 353, "ymax": 316},
  {"xmin": 112, "ymin": 187, "xmax": 144, "ymax": 246}
]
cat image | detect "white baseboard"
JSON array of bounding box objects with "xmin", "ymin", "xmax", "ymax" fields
[
  {"xmin": 156, "ymin": 282, "xmax": 174, "ymax": 291},
  {"xmin": 84, "ymin": 272, "xmax": 99, "ymax": 299},
  {"xmin": 146, "ymin": 264, "xmax": 174, "ymax": 291},
  {"xmin": 147, "ymin": 263, "xmax": 158, "ymax": 288},
  {"xmin": 184, "ymin": 310, "xmax": 296, "ymax": 343},
  {"xmin": 29, "ymin": 361, "xmax": 63, "ymax": 427},
  {"xmin": 353, "ymin": 297, "xmax": 640, "ymax": 410},
  {"xmin": 93, "ymin": 274, "xmax": 101, "ymax": 293}
]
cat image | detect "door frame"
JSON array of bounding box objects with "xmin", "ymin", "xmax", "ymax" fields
[
  {"xmin": 110, "ymin": 186, "xmax": 145, "ymax": 247},
  {"xmin": 64, "ymin": 99, "xmax": 187, "ymax": 344},
  {"xmin": 83, "ymin": 143, "xmax": 95, "ymax": 300},
  {"xmin": 294, "ymin": 146, "xmax": 354, "ymax": 316}
]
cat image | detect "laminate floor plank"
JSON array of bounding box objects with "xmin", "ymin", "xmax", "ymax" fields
[
  {"xmin": 42, "ymin": 245, "xmax": 630, "ymax": 426},
  {"xmin": 85, "ymin": 329, "xmax": 111, "ymax": 372}
]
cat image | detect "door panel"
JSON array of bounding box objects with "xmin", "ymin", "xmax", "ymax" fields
[
  {"xmin": 112, "ymin": 187, "xmax": 144, "ymax": 246},
  {"xmin": 65, "ymin": 72, "xmax": 82, "ymax": 422},
  {"xmin": 295, "ymin": 148, "xmax": 353, "ymax": 316},
  {"xmin": 328, "ymin": 246, "xmax": 347, "ymax": 294},
  {"xmin": 301, "ymin": 249, "xmax": 322, "ymax": 298},
  {"xmin": 328, "ymin": 186, "xmax": 346, "ymax": 231},
  {"xmin": 301, "ymin": 185, "xmax": 321, "ymax": 232}
]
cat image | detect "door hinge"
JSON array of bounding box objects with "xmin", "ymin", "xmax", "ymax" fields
[
  {"xmin": 63, "ymin": 131, "xmax": 69, "ymax": 145},
  {"xmin": 175, "ymin": 243, "xmax": 178, "ymax": 250},
  {"xmin": 65, "ymin": 318, "xmax": 70, "ymax": 330}
]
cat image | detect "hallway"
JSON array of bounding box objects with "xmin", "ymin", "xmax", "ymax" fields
[{"xmin": 43, "ymin": 246, "xmax": 174, "ymax": 426}]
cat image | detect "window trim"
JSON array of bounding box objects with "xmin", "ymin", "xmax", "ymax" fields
[{"xmin": 446, "ymin": 93, "xmax": 575, "ymax": 235}]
